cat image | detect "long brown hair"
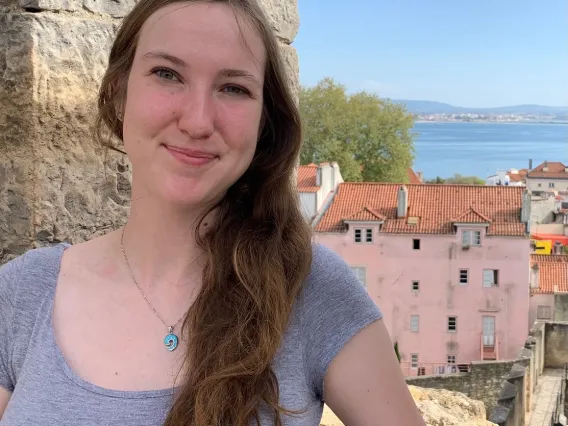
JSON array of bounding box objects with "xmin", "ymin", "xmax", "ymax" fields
[{"xmin": 94, "ymin": 0, "xmax": 313, "ymax": 424}]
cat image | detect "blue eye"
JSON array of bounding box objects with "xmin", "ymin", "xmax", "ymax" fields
[
  {"xmin": 223, "ymin": 85, "xmax": 249, "ymax": 96},
  {"xmin": 152, "ymin": 68, "xmax": 180, "ymax": 82}
]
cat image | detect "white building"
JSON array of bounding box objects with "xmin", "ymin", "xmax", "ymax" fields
[
  {"xmin": 486, "ymin": 168, "xmax": 526, "ymax": 187},
  {"xmin": 525, "ymin": 161, "xmax": 568, "ymax": 194},
  {"xmin": 297, "ymin": 162, "xmax": 343, "ymax": 223}
]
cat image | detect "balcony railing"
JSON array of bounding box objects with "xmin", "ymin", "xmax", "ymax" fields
[{"xmin": 480, "ymin": 333, "xmax": 498, "ymax": 361}]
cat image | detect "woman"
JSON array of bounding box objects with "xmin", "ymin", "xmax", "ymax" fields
[{"xmin": 0, "ymin": 0, "xmax": 425, "ymax": 424}]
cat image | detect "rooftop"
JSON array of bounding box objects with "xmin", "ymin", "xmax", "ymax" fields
[
  {"xmin": 407, "ymin": 168, "xmax": 422, "ymax": 184},
  {"xmin": 531, "ymin": 254, "xmax": 568, "ymax": 294},
  {"xmin": 297, "ymin": 164, "xmax": 319, "ymax": 193},
  {"xmin": 315, "ymin": 183, "xmax": 527, "ymax": 236},
  {"xmin": 527, "ymin": 161, "xmax": 568, "ymax": 179}
]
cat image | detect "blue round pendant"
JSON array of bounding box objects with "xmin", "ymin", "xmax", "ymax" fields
[{"xmin": 164, "ymin": 333, "xmax": 179, "ymax": 352}]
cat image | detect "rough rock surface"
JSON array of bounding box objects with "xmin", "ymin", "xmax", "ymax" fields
[
  {"xmin": 0, "ymin": 0, "xmax": 299, "ymax": 262},
  {"xmin": 319, "ymin": 386, "xmax": 498, "ymax": 426}
]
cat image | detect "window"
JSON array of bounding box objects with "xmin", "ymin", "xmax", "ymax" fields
[
  {"xmin": 354, "ymin": 229, "xmax": 362, "ymax": 243},
  {"xmin": 350, "ymin": 267, "xmax": 366, "ymax": 289},
  {"xmin": 412, "ymin": 280, "xmax": 420, "ymax": 291},
  {"xmin": 410, "ymin": 315, "xmax": 419, "ymax": 332},
  {"xmin": 417, "ymin": 367, "xmax": 426, "ymax": 376},
  {"xmin": 462, "ymin": 230, "xmax": 481, "ymax": 247},
  {"xmin": 410, "ymin": 353, "xmax": 419, "ymax": 368},
  {"xmin": 483, "ymin": 269, "xmax": 499, "ymax": 287},
  {"xmin": 413, "ymin": 239, "xmax": 420, "ymax": 250},
  {"xmin": 447, "ymin": 316, "xmax": 457, "ymax": 332},
  {"xmin": 537, "ymin": 305, "xmax": 552, "ymax": 320},
  {"xmin": 354, "ymin": 228, "xmax": 373, "ymax": 243},
  {"xmin": 447, "ymin": 355, "xmax": 456, "ymax": 364},
  {"xmin": 459, "ymin": 269, "xmax": 468, "ymax": 285},
  {"xmin": 549, "ymin": 182, "xmax": 555, "ymax": 188}
]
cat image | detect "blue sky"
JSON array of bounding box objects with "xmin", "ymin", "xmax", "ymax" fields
[{"xmin": 294, "ymin": 0, "xmax": 568, "ymax": 108}]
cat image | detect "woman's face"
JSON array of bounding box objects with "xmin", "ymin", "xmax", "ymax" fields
[{"xmin": 122, "ymin": 2, "xmax": 266, "ymax": 207}]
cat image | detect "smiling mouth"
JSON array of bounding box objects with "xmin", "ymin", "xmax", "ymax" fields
[{"xmin": 163, "ymin": 144, "xmax": 218, "ymax": 166}]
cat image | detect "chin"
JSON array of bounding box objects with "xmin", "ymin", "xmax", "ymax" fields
[{"xmin": 156, "ymin": 178, "xmax": 225, "ymax": 210}]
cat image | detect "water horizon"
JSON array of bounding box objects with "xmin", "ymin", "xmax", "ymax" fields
[{"xmin": 412, "ymin": 122, "xmax": 567, "ymax": 180}]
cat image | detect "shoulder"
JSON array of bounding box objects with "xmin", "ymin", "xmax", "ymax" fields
[
  {"xmin": 0, "ymin": 244, "xmax": 68, "ymax": 308},
  {"xmin": 301, "ymin": 243, "xmax": 371, "ymax": 304}
]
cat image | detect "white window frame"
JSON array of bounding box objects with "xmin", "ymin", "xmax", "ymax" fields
[
  {"xmin": 483, "ymin": 269, "xmax": 499, "ymax": 287},
  {"xmin": 411, "ymin": 280, "xmax": 420, "ymax": 292},
  {"xmin": 410, "ymin": 315, "xmax": 419, "ymax": 332},
  {"xmin": 549, "ymin": 182, "xmax": 555, "ymax": 188},
  {"xmin": 410, "ymin": 353, "xmax": 419, "ymax": 368},
  {"xmin": 537, "ymin": 305, "xmax": 552, "ymax": 320},
  {"xmin": 459, "ymin": 269, "xmax": 468, "ymax": 285},
  {"xmin": 354, "ymin": 228, "xmax": 362, "ymax": 243},
  {"xmin": 350, "ymin": 266, "xmax": 366, "ymax": 289},
  {"xmin": 462, "ymin": 230, "xmax": 481, "ymax": 247},
  {"xmin": 447, "ymin": 316, "xmax": 457, "ymax": 332},
  {"xmin": 447, "ymin": 355, "xmax": 456, "ymax": 364},
  {"xmin": 354, "ymin": 228, "xmax": 373, "ymax": 244}
]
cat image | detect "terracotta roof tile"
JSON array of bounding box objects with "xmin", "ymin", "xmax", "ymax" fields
[
  {"xmin": 527, "ymin": 162, "xmax": 568, "ymax": 179},
  {"xmin": 530, "ymin": 255, "xmax": 568, "ymax": 294},
  {"xmin": 452, "ymin": 207, "xmax": 492, "ymax": 223},
  {"xmin": 344, "ymin": 207, "xmax": 386, "ymax": 222},
  {"xmin": 407, "ymin": 168, "xmax": 422, "ymax": 184},
  {"xmin": 297, "ymin": 164, "xmax": 319, "ymax": 193},
  {"xmin": 315, "ymin": 183, "xmax": 526, "ymax": 236}
]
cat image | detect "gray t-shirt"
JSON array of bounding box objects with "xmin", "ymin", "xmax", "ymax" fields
[{"xmin": 0, "ymin": 242, "xmax": 382, "ymax": 425}]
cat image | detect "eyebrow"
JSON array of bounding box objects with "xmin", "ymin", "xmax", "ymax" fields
[{"xmin": 142, "ymin": 51, "xmax": 262, "ymax": 87}]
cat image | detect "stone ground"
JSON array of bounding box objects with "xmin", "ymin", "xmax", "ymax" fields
[{"xmin": 528, "ymin": 368, "xmax": 565, "ymax": 426}]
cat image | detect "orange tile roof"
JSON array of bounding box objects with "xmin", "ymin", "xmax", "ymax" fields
[
  {"xmin": 297, "ymin": 164, "xmax": 319, "ymax": 193},
  {"xmin": 452, "ymin": 207, "xmax": 492, "ymax": 223},
  {"xmin": 530, "ymin": 255, "xmax": 568, "ymax": 294},
  {"xmin": 315, "ymin": 183, "xmax": 527, "ymax": 236},
  {"xmin": 527, "ymin": 162, "xmax": 568, "ymax": 179},
  {"xmin": 344, "ymin": 207, "xmax": 386, "ymax": 222},
  {"xmin": 407, "ymin": 168, "xmax": 422, "ymax": 184}
]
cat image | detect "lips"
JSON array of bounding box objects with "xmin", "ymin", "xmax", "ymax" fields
[{"xmin": 163, "ymin": 144, "xmax": 218, "ymax": 166}]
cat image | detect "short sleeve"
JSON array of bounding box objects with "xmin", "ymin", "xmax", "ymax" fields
[
  {"xmin": 0, "ymin": 255, "xmax": 24, "ymax": 392},
  {"xmin": 300, "ymin": 244, "xmax": 382, "ymax": 400}
]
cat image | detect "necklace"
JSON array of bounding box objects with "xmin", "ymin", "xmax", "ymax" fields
[{"xmin": 120, "ymin": 226, "xmax": 195, "ymax": 352}]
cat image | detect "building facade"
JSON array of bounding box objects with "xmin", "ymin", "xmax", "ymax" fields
[
  {"xmin": 313, "ymin": 183, "xmax": 531, "ymax": 376},
  {"xmin": 529, "ymin": 254, "xmax": 568, "ymax": 324},
  {"xmin": 525, "ymin": 161, "xmax": 568, "ymax": 194}
]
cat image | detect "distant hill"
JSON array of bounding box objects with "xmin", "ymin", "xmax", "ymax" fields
[{"xmin": 391, "ymin": 100, "xmax": 568, "ymax": 115}]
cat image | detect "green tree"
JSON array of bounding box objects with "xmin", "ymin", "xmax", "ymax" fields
[
  {"xmin": 299, "ymin": 78, "xmax": 415, "ymax": 182},
  {"xmin": 444, "ymin": 174, "xmax": 485, "ymax": 185}
]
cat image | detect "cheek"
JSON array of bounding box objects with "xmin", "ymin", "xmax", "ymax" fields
[{"xmin": 217, "ymin": 103, "xmax": 262, "ymax": 151}]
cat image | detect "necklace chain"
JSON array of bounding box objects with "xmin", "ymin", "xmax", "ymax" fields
[{"xmin": 120, "ymin": 226, "xmax": 193, "ymax": 332}]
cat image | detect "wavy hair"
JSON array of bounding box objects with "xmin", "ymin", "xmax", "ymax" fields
[{"xmin": 94, "ymin": 0, "xmax": 313, "ymax": 424}]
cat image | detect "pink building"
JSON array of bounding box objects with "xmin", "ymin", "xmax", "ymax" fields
[{"xmin": 313, "ymin": 183, "xmax": 532, "ymax": 375}]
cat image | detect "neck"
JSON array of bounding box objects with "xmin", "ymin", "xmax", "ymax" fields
[{"xmin": 119, "ymin": 196, "xmax": 210, "ymax": 293}]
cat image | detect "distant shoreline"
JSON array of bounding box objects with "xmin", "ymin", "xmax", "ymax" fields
[{"xmin": 414, "ymin": 120, "xmax": 568, "ymax": 125}]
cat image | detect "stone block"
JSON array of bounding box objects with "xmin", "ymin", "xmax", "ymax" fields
[
  {"xmin": 257, "ymin": 0, "xmax": 299, "ymax": 43},
  {"xmin": 0, "ymin": 13, "xmax": 129, "ymax": 259},
  {"xmin": 278, "ymin": 42, "xmax": 299, "ymax": 103}
]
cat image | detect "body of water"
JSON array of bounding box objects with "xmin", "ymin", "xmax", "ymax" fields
[{"xmin": 412, "ymin": 122, "xmax": 567, "ymax": 180}]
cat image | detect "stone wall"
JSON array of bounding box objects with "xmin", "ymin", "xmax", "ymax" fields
[
  {"xmin": 0, "ymin": 0, "xmax": 300, "ymax": 262},
  {"xmin": 406, "ymin": 360, "xmax": 519, "ymax": 416},
  {"xmin": 545, "ymin": 322, "xmax": 568, "ymax": 368},
  {"xmin": 488, "ymin": 321, "xmax": 568, "ymax": 426}
]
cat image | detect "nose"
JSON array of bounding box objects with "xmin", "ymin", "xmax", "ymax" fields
[{"xmin": 177, "ymin": 87, "xmax": 215, "ymax": 140}]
